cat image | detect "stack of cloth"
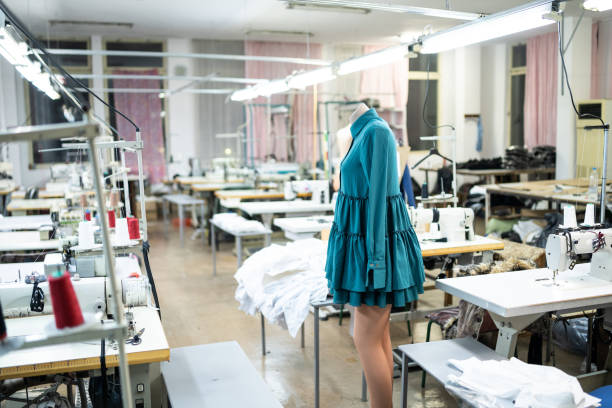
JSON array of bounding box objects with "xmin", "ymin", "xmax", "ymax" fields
[
  {"xmin": 212, "ymin": 212, "xmax": 267, "ymax": 234},
  {"xmin": 503, "ymin": 146, "xmax": 530, "ymax": 169},
  {"xmin": 234, "ymin": 238, "xmax": 328, "ymax": 337},
  {"xmin": 530, "ymin": 145, "xmax": 556, "ymax": 168},
  {"xmin": 445, "ymin": 357, "xmax": 600, "ymax": 408},
  {"xmin": 457, "ymin": 157, "xmax": 503, "ymax": 170}
]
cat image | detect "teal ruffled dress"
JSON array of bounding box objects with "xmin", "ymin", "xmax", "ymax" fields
[{"xmin": 325, "ymin": 109, "xmax": 425, "ymax": 308}]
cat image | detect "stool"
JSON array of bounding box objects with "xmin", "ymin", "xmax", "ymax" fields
[{"xmin": 590, "ymin": 385, "xmax": 612, "ymax": 408}]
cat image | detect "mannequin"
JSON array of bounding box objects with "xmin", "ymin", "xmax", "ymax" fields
[{"xmin": 349, "ymin": 102, "xmax": 394, "ymax": 408}]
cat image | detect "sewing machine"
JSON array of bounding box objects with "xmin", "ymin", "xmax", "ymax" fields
[
  {"xmin": 284, "ymin": 180, "xmax": 330, "ymax": 204},
  {"xmin": 545, "ymin": 226, "xmax": 612, "ymax": 281},
  {"xmin": 407, "ymin": 206, "xmax": 475, "ymax": 242},
  {"xmin": 0, "ymin": 253, "xmax": 150, "ymax": 318}
]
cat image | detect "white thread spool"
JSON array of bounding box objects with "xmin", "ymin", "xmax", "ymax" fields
[
  {"xmin": 584, "ymin": 203, "xmax": 595, "ymax": 226},
  {"xmin": 115, "ymin": 218, "xmax": 130, "ymax": 246},
  {"xmin": 562, "ymin": 205, "xmax": 577, "ymax": 228},
  {"xmin": 78, "ymin": 221, "xmax": 95, "ymax": 248},
  {"xmin": 122, "ymin": 278, "xmax": 147, "ymax": 306}
]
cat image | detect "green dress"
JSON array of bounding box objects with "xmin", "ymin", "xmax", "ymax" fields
[{"xmin": 325, "ymin": 109, "xmax": 425, "ymax": 308}]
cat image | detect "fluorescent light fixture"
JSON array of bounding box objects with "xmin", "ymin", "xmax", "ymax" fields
[
  {"xmin": 337, "ymin": 45, "xmax": 408, "ymax": 75},
  {"xmin": 420, "ymin": 0, "xmax": 557, "ymax": 54},
  {"xmin": 256, "ymin": 79, "xmax": 290, "ymax": 96},
  {"xmin": 583, "ymin": 0, "xmax": 612, "ymax": 11},
  {"xmin": 0, "ymin": 26, "xmax": 60, "ymax": 100},
  {"xmin": 284, "ymin": 0, "xmax": 481, "ymax": 20},
  {"xmin": 230, "ymin": 86, "xmax": 259, "ymax": 101},
  {"xmin": 288, "ymin": 67, "xmax": 336, "ymax": 89},
  {"xmin": 285, "ymin": 0, "xmax": 370, "ymax": 14}
]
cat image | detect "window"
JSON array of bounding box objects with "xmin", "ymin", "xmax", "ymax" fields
[
  {"xmin": 28, "ymin": 38, "xmax": 92, "ymax": 165},
  {"xmin": 406, "ymin": 54, "xmax": 439, "ymax": 151},
  {"xmin": 509, "ymin": 44, "xmax": 526, "ymax": 147}
]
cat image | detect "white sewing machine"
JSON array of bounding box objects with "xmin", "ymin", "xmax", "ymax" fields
[
  {"xmin": 0, "ymin": 253, "xmax": 150, "ymax": 318},
  {"xmin": 407, "ymin": 206, "xmax": 475, "ymax": 242},
  {"xmin": 545, "ymin": 227, "xmax": 612, "ymax": 281},
  {"xmin": 284, "ymin": 180, "xmax": 330, "ymax": 204}
]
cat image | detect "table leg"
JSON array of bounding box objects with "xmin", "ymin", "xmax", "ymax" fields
[
  {"xmin": 444, "ymin": 267, "xmax": 454, "ymax": 306},
  {"xmin": 179, "ymin": 204, "xmax": 184, "ymax": 247},
  {"xmin": 361, "ymin": 371, "xmax": 367, "ymax": 402},
  {"xmin": 401, "ymin": 351, "xmax": 409, "ymax": 408},
  {"xmin": 211, "ymin": 223, "xmax": 217, "ymax": 276},
  {"xmin": 261, "ymin": 313, "xmax": 266, "ymax": 356},
  {"xmin": 163, "ymin": 199, "xmax": 169, "ymax": 237},
  {"xmin": 587, "ymin": 315, "xmax": 594, "ymax": 373},
  {"xmin": 485, "ymin": 191, "xmax": 491, "ymax": 226},
  {"xmin": 301, "ymin": 323, "xmax": 305, "ymax": 348},
  {"xmin": 201, "ymin": 203, "xmax": 206, "ymax": 246},
  {"xmin": 236, "ymin": 236, "xmax": 243, "ymax": 267},
  {"xmin": 490, "ymin": 312, "xmax": 541, "ymax": 358},
  {"xmin": 314, "ymin": 305, "xmax": 320, "ymax": 408},
  {"xmin": 262, "ymin": 214, "xmax": 273, "ymax": 246}
]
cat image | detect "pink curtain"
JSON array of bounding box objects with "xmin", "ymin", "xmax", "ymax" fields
[
  {"xmin": 524, "ymin": 32, "xmax": 558, "ymax": 148},
  {"xmin": 360, "ymin": 45, "xmax": 409, "ymax": 145},
  {"xmin": 112, "ymin": 69, "xmax": 166, "ymax": 184},
  {"xmin": 591, "ymin": 21, "xmax": 612, "ymax": 99},
  {"xmin": 245, "ymin": 41, "xmax": 322, "ymax": 163}
]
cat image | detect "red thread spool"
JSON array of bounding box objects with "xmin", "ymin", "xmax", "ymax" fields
[
  {"xmin": 48, "ymin": 272, "xmax": 84, "ymax": 329},
  {"xmin": 108, "ymin": 210, "xmax": 116, "ymax": 228},
  {"xmin": 127, "ymin": 217, "xmax": 140, "ymax": 239},
  {"xmin": 84, "ymin": 210, "xmax": 91, "ymax": 221}
]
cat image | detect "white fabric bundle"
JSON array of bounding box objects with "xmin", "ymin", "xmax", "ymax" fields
[
  {"xmin": 445, "ymin": 357, "xmax": 600, "ymax": 408},
  {"xmin": 234, "ymin": 238, "xmax": 328, "ymax": 337},
  {"xmin": 212, "ymin": 212, "xmax": 267, "ymax": 234}
]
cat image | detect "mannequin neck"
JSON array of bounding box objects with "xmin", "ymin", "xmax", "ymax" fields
[{"xmin": 349, "ymin": 103, "xmax": 370, "ymax": 125}]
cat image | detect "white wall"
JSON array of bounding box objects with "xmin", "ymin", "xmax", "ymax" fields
[
  {"xmin": 480, "ymin": 43, "xmax": 508, "ymax": 159},
  {"xmin": 166, "ymin": 38, "xmax": 197, "ymax": 163}
]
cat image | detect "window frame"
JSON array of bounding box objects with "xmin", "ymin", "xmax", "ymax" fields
[
  {"xmin": 26, "ymin": 37, "xmax": 92, "ymax": 168},
  {"xmin": 506, "ymin": 43, "xmax": 527, "ymax": 148},
  {"xmin": 407, "ymin": 56, "xmax": 441, "ymax": 152},
  {"xmin": 102, "ymin": 38, "xmax": 168, "ymax": 152}
]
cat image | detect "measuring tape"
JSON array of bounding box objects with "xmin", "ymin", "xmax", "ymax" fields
[{"xmin": 0, "ymin": 355, "xmax": 121, "ymax": 379}]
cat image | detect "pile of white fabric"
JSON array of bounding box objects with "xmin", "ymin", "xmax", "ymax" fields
[
  {"xmin": 212, "ymin": 212, "xmax": 268, "ymax": 234},
  {"xmin": 234, "ymin": 238, "xmax": 329, "ymax": 337},
  {"xmin": 445, "ymin": 357, "xmax": 600, "ymax": 408}
]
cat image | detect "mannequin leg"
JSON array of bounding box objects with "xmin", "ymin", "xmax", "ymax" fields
[{"xmin": 354, "ymin": 304, "xmax": 392, "ymax": 408}]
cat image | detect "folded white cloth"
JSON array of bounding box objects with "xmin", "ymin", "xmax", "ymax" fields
[
  {"xmin": 446, "ymin": 357, "xmax": 600, "ymax": 408},
  {"xmin": 212, "ymin": 212, "xmax": 267, "ymax": 234}
]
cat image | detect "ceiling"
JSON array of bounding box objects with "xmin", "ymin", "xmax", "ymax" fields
[{"xmin": 3, "ymin": 0, "xmax": 538, "ymax": 44}]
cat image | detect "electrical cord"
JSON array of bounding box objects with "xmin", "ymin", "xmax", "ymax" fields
[{"xmin": 557, "ymin": 20, "xmax": 605, "ymax": 128}]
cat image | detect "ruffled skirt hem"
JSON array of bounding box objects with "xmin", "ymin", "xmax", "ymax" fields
[{"xmin": 329, "ymin": 286, "xmax": 423, "ymax": 308}]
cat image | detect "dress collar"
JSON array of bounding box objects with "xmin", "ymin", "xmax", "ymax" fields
[{"xmin": 350, "ymin": 108, "xmax": 379, "ymax": 138}]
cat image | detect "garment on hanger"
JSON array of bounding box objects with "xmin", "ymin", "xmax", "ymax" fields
[{"xmin": 325, "ymin": 109, "xmax": 425, "ymax": 308}]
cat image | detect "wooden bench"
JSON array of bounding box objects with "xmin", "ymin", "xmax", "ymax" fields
[
  {"xmin": 161, "ymin": 341, "xmax": 282, "ymax": 408},
  {"xmin": 398, "ymin": 337, "xmax": 506, "ymax": 408}
]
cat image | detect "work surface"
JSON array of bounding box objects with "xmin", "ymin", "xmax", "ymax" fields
[
  {"xmin": 436, "ymin": 263, "xmax": 612, "ymax": 317},
  {"xmin": 485, "ymin": 178, "xmax": 612, "ymax": 204},
  {"xmin": 0, "ymin": 231, "xmax": 60, "ymax": 251},
  {"xmin": 419, "ymin": 235, "xmax": 503, "ymax": 257},
  {"xmin": 0, "ymin": 307, "xmax": 169, "ymax": 379},
  {"xmin": 238, "ymin": 200, "xmax": 334, "ymax": 215},
  {"xmin": 215, "ymin": 189, "xmax": 310, "ymax": 200},
  {"xmin": 6, "ymin": 198, "xmax": 66, "ymax": 212},
  {"xmin": 0, "ymin": 215, "xmax": 52, "ymax": 231}
]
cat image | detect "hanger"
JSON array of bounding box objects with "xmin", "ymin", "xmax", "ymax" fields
[{"xmin": 411, "ymin": 147, "xmax": 453, "ymax": 170}]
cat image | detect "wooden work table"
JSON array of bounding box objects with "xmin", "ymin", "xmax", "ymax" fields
[
  {"xmin": 215, "ymin": 189, "xmax": 311, "ymax": 201},
  {"xmin": 484, "ymin": 178, "xmax": 612, "ymax": 223},
  {"xmin": 6, "ymin": 198, "xmax": 66, "ymax": 215}
]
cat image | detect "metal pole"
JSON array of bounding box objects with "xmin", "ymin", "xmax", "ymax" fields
[
  {"xmin": 601, "ymin": 125, "xmax": 609, "ymax": 224},
  {"xmin": 87, "ymin": 137, "xmax": 133, "ymax": 408},
  {"xmin": 120, "ymin": 146, "xmax": 131, "ymax": 217},
  {"xmin": 452, "ymin": 129, "xmax": 458, "ymax": 207},
  {"xmin": 135, "ymin": 131, "xmax": 148, "ymax": 242},
  {"xmin": 314, "ymin": 305, "xmax": 320, "ymax": 408}
]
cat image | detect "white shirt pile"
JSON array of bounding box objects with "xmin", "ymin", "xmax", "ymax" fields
[
  {"xmin": 212, "ymin": 212, "xmax": 267, "ymax": 234},
  {"xmin": 234, "ymin": 238, "xmax": 328, "ymax": 337},
  {"xmin": 445, "ymin": 357, "xmax": 600, "ymax": 408}
]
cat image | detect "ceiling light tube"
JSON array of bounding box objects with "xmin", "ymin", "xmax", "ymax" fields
[
  {"xmin": 337, "ymin": 44, "xmax": 408, "ymax": 75},
  {"xmin": 583, "ymin": 0, "xmax": 612, "ymax": 11},
  {"xmin": 230, "ymin": 87, "xmax": 259, "ymax": 102},
  {"xmin": 0, "ymin": 26, "xmax": 60, "ymax": 99},
  {"xmin": 256, "ymin": 79, "xmax": 290, "ymax": 96},
  {"xmin": 288, "ymin": 67, "xmax": 336, "ymax": 89},
  {"xmin": 419, "ymin": 0, "xmax": 557, "ymax": 54}
]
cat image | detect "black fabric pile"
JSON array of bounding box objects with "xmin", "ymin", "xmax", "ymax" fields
[
  {"xmin": 503, "ymin": 146, "xmax": 530, "ymax": 169},
  {"xmin": 530, "ymin": 145, "xmax": 556, "ymax": 168},
  {"xmin": 457, "ymin": 157, "xmax": 503, "ymax": 170}
]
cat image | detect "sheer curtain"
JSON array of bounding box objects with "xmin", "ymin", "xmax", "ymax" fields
[
  {"xmin": 245, "ymin": 41, "xmax": 322, "ymax": 163},
  {"xmin": 360, "ymin": 44, "xmax": 409, "ymax": 146},
  {"xmin": 113, "ymin": 68, "xmax": 166, "ymax": 183},
  {"xmin": 524, "ymin": 32, "xmax": 558, "ymax": 148}
]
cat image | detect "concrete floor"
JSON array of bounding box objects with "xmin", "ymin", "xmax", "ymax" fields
[{"xmin": 148, "ymin": 219, "xmax": 584, "ymax": 408}]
